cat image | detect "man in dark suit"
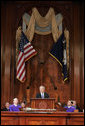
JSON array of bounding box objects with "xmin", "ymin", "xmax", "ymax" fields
[
  {"xmin": 71, "ymin": 100, "xmax": 82, "ymax": 112},
  {"xmin": 36, "ymin": 85, "xmax": 49, "ymax": 98},
  {"xmin": 1, "ymin": 102, "xmax": 10, "ymax": 111}
]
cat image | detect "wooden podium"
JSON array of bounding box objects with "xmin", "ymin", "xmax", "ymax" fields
[{"xmin": 30, "ymin": 98, "xmax": 55, "ymax": 109}]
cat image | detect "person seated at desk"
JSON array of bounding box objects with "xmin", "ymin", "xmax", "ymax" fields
[
  {"xmin": 36, "ymin": 85, "xmax": 49, "ymax": 98},
  {"xmin": 1, "ymin": 102, "xmax": 10, "ymax": 111},
  {"xmin": 71, "ymin": 100, "xmax": 82, "ymax": 112},
  {"xmin": 20, "ymin": 102, "xmax": 26, "ymax": 111},
  {"xmin": 64, "ymin": 100, "xmax": 76, "ymax": 112},
  {"xmin": 9, "ymin": 98, "xmax": 21, "ymax": 111}
]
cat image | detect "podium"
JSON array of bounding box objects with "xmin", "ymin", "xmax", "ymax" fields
[{"xmin": 30, "ymin": 98, "xmax": 55, "ymax": 109}]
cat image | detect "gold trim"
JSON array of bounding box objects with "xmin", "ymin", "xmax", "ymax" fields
[
  {"xmin": 49, "ymin": 52, "xmax": 62, "ymax": 66},
  {"xmin": 64, "ymin": 77, "xmax": 68, "ymax": 82},
  {"xmin": 16, "ymin": 77, "xmax": 26, "ymax": 83},
  {"xmin": 62, "ymin": 73, "xmax": 64, "ymax": 76},
  {"xmin": 49, "ymin": 52, "xmax": 68, "ymax": 82}
]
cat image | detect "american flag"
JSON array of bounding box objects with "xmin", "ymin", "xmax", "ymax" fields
[{"xmin": 16, "ymin": 31, "xmax": 37, "ymax": 82}]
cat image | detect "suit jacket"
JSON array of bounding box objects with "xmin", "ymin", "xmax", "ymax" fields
[
  {"xmin": 1, "ymin": 107, "xmax": 10, "ymax": 111},
  {"xmin": 36, "ymin": 92, "xmax": 49, "ymax": 98}
]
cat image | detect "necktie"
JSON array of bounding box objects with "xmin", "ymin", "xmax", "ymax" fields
[{"xmin": 41, "ymin": 93, "xmax": 44, "ymax": 98}]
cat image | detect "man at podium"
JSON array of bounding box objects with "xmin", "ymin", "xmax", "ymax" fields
[{"xmin": 36, "ymin": 85, "xmax": 49, "ymax": 98}]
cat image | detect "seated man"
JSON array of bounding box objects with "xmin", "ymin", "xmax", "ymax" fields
[
  {"xmin": 1, "ymin": 102, "xmax": 10, "ymax": 111},
  {"xmin": 64, "ymin": 100, "xmax": 76, "ymax": 112},
  {"xmin": 36, "ymin": 85, "xmax": 49, "ymax": 98},
  {"xmin": 20, "ymin": 102, "xmax": 26, "ymax": 111},
  {"xmin": 72, "ymin": 100, "xmax": 82, "ymax": 112},
  {"xmin": 9, "ymin": 98, "xmax": 21, "ymax": 111}
]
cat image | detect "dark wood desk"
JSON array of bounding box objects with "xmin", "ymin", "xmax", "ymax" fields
[{"xmin": 1, "ymin": 111, "xmax": 84, "ymax": 125}]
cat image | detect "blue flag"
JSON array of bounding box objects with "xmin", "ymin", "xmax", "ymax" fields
[{"xmin": 49, "ymin": 32, "xmax": 68, "ymax": 82}]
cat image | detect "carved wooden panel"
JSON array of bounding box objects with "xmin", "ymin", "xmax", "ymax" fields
[
  {"xmin": 26, "ymin": 119, "xmax": 66, "ymax": 125},
  {"xmin": 30, "ymin": 98, "xmax": 55, "ymax": 109},
  {"xmin": 67, "ymin": 117, "xmax": 84, "ymax": 125},
  {"xmin": 1, "ymin": 117, "xmax": 19, "ymax": 125}
]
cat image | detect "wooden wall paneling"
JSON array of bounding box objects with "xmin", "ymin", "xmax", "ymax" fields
[
  {"xmin": 3, "ymin": 3, "xmax": 12, "ymax": 104},
  {"xmin": 1, "ymin": 3, "xmax": 6, "ymax": 108},
  {"xmin": 9, "ymin": 3, "xmax": 16, "ymax": 104},
  {"xmin": 73, "ymin": 2, "xmax": 80, "ymax": 103},
  {"xmin": 72, "ymin": 2, "xmax": 84, "ymax": 106},
  {"xmin": 80, "ymin": 2, "xmax": 84, "ymax": 110},
  {"xmin": 1, "ymin": 2, "xmax": 15, "ymax": 106}
]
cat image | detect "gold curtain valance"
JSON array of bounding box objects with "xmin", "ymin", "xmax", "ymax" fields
[{"xmin": 25, "ymin": 7, "xmax": 62, "ymax": 42}]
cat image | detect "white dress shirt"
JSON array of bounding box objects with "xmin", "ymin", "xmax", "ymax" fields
[{"xmin": 41, "ymin": 92, "xmax": 44, "ymax": 98}]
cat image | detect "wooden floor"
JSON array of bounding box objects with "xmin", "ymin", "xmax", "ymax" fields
[{"xmin": 1, "ymin": 111, "xmax": 84, "ymax": 125}]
